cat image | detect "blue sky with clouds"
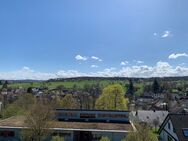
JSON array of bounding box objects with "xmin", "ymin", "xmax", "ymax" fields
[{"xmin": 0, "ymin": 0, "xmax": 188, "ymax": 79}]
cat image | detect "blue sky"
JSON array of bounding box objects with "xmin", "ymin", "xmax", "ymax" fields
[{"xmin": 0, "ymin": 0, "xmax": 188, "ymax": 79}]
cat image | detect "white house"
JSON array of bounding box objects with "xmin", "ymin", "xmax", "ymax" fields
[{"xmin": 158, "ymin": 114, "xmax": 188, "ymax": 141}]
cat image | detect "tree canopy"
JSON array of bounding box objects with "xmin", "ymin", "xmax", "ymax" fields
[
  {"xmin": 127, "ymin": 79, "xmax": 135, "ymax": 96},
  {"xmin": 60, "ymin": 94, "xmax": 78, "ymax": 109},
  {"xmin": 22, "ymin": 101, "xmax": 54, "ymax": 141},
  {"xmin": 152, "ymin": 78, "xmax": 160, "ymax": 94},
  {"xmin": 123, "ymin": 123, "xmax": 158, "ymax": 141},
  {"xmin": 51, "ymin": 136, "xmax": 64, "ymax": 141},
  {"xmin": 100, "ymin": 136, "xmax": 111, "ymax": 141},
  {"xmin": 95, "ymin": 84, "xmax": 128, "ymax": 110}
]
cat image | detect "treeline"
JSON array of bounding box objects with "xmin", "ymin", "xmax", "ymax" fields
[
  {"xmin": 0, "ymin": 80, "xmax": 42, "ymax": 85},
  {"xmin": 1, "ymin": 76, "xmax": 188, "ymax": 85},
  {"xmin": 48, "ymin": 76, "xmax": 188, "ymax": 83}
]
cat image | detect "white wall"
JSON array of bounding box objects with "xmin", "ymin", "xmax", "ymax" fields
[{"xmin": 159, "ymin": 119, "xmax": 178, "ymax": 141}]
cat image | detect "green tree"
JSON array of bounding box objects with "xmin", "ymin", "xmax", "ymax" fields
[
  {"xmin": 27, "ymin": 87, "xmax": 33, "ymax": 93},
  {"xmin": 100, "ymin": 136, "xmax": 111, "ymax": 141},
  {"xmin": 123, "ymin": 123, "xmax": 158, "ymax": 141},
  {"xmin": 77, "ymin": 92, "xmax": 93, "ymax": 109},
  {"xmin": 72, "ymin": 84, "xmax": 79, "ymax": 92},
  {"xmin": 95, "ymin": 84, "xmax": 128, "ymax": 110},
  {"xmin": 2, "ymin": 80, "xmax": 8, "ymax": 89},
  {"xmin": 83, "ymin": 83, "xmax": 90, "ymax": 92},
  {"xmin": 3, "ymin": 94, "xmax": 36, "ymax": 118},
  {"xmin": 152, "ymin": 78, "xmax": 160, "ymax": 94},
  {"xmin": 23, "ymin": 102, "xmax": 54, "ymax": 141},
  {"xmin": 127, "ymin": 79, "xmax": 134, "ymax": 95},
  {"xmin": 56, "ymin": 85, "xmax": 66, "ymax": 94},
  {"xmin": 15, "ymin": 93, "xmax": 36, "ymax": 110},
  {"xmin": 51, "ymin": 136, "xmax": 64, "ymax": 141},
  {"xmin": 83, "ymin": 83, "xmax": 102, "ymax": 109},
  {"xmin": 60, "ymin": 94, "xmax": 78, "ymax": 109},
  {"xmin": 51, "ymin": 96, "xmax": 61, "ymax": 109},
  {"xmin": 0, "ymin": 80, "xmax": 3, "ymax": 85},
  {"xmin": 20, "ymin": 129, "xmax": 35, "ymax": 141},
  {"xmin": 153, "ymin": 118, "xmax": 160, "ymax": 132},
  {"xmin": 3, "ymin": 104, "xmax": 25, "ymax": 118},
  {"xmin": 127, "ymin": 79, "xmax": 135, "ymax": 101}
]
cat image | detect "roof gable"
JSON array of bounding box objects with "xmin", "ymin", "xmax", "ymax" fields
[{"xmin": 159, "ymin": 114, "xmax": 188, "ymax": 141}]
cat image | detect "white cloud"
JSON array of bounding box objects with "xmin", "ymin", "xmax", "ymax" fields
[
  {"xmin": 134, "ymin": 60, "xmax": 144, "ymax": 64},
  {"xmin": 91, "ymin": 65, "xmax": 99, "ymax": 68},
  {"xmin": 1, "ymin": 62, "xmax": 188, "ymax": 80},
  {"xmin": 169, "ymin": 53, "xmax": 188, "ymax": 59},
  {"xmin": 94, "ymin": 62, "xmax": 188, "ymax": 78},
  {"xmin": 56, "ymin": 70, "xmax": 87, "ymax": 78},
  {"xmin": 91, "ymin": 56, "xmax": 102, "ymax": 61},
  {"xmin": 161, "ymin": 30, "xmax": 172, "ymax": 38},
  {"xmin": 153, "ymin": 32, "xmax": 157, "ymax": 36},
  {"xmin": 120, "ymin": 61, "xmax": 129, "ymax": 66},
  {"xmin": 0, "ymin": 67, "xmax": 56, "ymax": 80},
  {"xmin": 75, "ymin": 55, "xmax": 88, "ymax": 61},
  {"xmin": 22, "ymin": 66, "xmax": 31, "ymax": 71},
  {"xmin": 117, "ymin": 61, "xmax": 188, "ymax": 77},
  {"xmin": 137, "ymin": 61, "xmax": 144, "ymax": 64}
]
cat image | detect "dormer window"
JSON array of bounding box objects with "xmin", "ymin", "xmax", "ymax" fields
[
  {"xmin": 168, "ymin": 122, "xmax": 171, "ymax": 130},
  {"xmin": 183, "ymin": 129, "xmax": 188, "ymax": 137}
]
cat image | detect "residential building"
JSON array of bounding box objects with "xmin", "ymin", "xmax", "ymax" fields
[
  {"xmin": 158, "ymin": 114, "xmax": 188, "ymax": 141},
  {"xmin": 131, "ymin": 110, "xmax": 168, "ymax": 128}
]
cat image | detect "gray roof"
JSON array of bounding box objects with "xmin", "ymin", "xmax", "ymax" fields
[{"xmin": 132, "ymin": 110, "xmax": 168, "ymax": 126}]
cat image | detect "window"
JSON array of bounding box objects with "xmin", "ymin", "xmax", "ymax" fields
[
  {"xmin": 57, "ymin": 112, "xmax": 77, "ymax": 118},
  {"xmin": 0, "ymin": 131, "xmax": 15, "ymax": 137},
  {"xmin": 168, "ymin": 122, "xmax": 171, "ymax": 130},
  {"xmin": 80, "ymin": 113, "xmax": 96, "ymax": 118},
  {"xmin": 183, "ymin": 129, "xmax": 188, "ymax": 137},
  {"xmin": 53, "ymin": 132, "xmax": 71, "ymax": 137},
  {"xmin": 98, "ymin": 114, "xmax": 127, "ymax": 118}
]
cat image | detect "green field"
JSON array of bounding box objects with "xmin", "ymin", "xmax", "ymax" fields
[{"xmin": 1, "ymin": 80, "xmax": 130, "ymax": 90}]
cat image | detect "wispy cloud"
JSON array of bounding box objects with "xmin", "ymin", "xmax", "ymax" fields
[
  {"xmin": 134, "ymin": 60, "xmax": 144, "ymax": 64},
  {"xmin": 91, "ymin": 56, "xmax": 102, "ymax": 61},
  {"xmin": 153, "ymin": 30, "xmax": 172, "ymax": 38},
  {"xmin": 120, "ymin": 61, "xmax": 129, "ymax": 66},
  {"xmin": 91, "ymin": 65, "xmax": 99, "ymax": 68},
  {"xmin": 75, "ymin": 55, "xmax": 88, "ymax": 61},
  {"xmin": 75, "ymin": 55, "xmax": 102, "ymax": 62},
  {"xmin": 169, "ymin": 53, "xmax": 188, "ymax": 59},
  {"xmin": 161, "ymin": 30, "xmax": 172, "ymax": 38}
]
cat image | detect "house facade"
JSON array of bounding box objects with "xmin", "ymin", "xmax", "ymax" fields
[{"xmin": 158, "ymin": 114, "xmax": 188, "ymax": 141}]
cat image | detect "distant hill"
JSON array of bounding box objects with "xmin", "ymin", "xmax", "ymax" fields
[
  {"xmin": 1, "ymin": 76, "xmax": 188, "ymax": 84},
  {"xmin": 0, "ymin": 79, "xmax": 43, "ymax": 84},
  {"xmin": 48, "ymin": 76, "xmax": 188, "ymax": 82}
]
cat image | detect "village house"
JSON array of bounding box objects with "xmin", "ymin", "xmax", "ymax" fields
[
  {"xmin": 131, "ymin": 110, "xmax": 168, "ymax": 128},
  {"xmin": 158, "ymin": 114, "xmax": 188, "ymax": 141},
  {"xmin": 135, "ymin": 95, "xmax": 156, "ymax": 110}
]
